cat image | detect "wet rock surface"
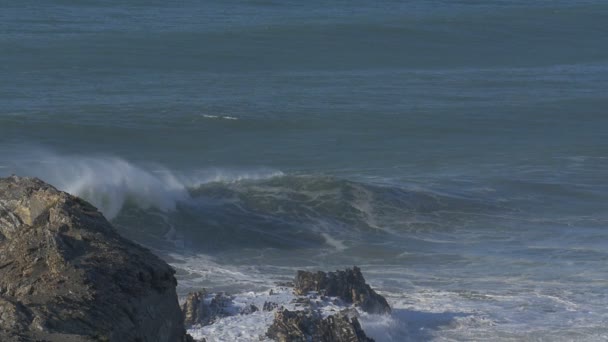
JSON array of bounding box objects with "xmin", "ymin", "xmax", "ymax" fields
[
  {"xmin": 263, "ymin": 301, "xmax": 279, "ymax": 311},
  {"xmin": 0, "ymin": 176, "xmax": 191, "ymax": 342},
  {"xmin": 181, "ymin": 290, "xmax": 235, "ymax": 327},
  {"xmin": 240, "ymin": 304, "xmax": 259, "ymax": 315},
  {"xmin": 182, "ymin": 268, "xmax": 390, "ymax": 341},
  {"xmin": 294, "ymin": 266, "xmax": 391, "ymax": 314},
  {"xmin": 266, "ymin": 308, "xmax": 374, "ymax": 342}
]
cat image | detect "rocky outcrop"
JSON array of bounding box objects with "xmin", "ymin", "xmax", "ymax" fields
[
  {"xmin": 181, "ymin": 290, "xmax": 234, "ymax": 327},
  {"xmin": 0, "ymin": 176, "xmax": 191, "ymax": 342},
  {"xmin": 263, "ymin": 301, "xmax": 279, "ymax": 311},
  {"xmin": 266, "ymin": 308, "xmax": 374, "ymax": 342},
  {"xmin": 294, "ymin": 267, "xmax": 391, "ymax": 314},
  {"xmin": 240, "ymin": 304, "xmax": 259, "ymax": 315}
]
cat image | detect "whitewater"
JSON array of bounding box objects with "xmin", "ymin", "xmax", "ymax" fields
[
  {"xmin": 1, "ymin": 149, "xmax": 606, "ymax": 340},
  {"xmin": 2, "ymin": 0, "xmax": 608, "ymax": 340}
]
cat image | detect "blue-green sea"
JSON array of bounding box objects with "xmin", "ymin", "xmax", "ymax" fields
[{"xmin": 1, "ymin": 1, "xmax": 607, "ymax": 340}]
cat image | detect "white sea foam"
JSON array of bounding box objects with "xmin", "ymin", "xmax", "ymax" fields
[
  {"xmin": 321, "ymin": 232, "xmax": 347, "ymax": 251},
  {"xmin": 171, "ymin": 253, "xmax": 277, "ymax": 292},
  {"xmin": 202, "ymin": 114, "xmax": 239, "ymax": 121},
  {"xmin": 350, "ymin": 184, "xmax": 395, "ymax": 234},
  {"xmin": 183, "ymin": 285, "xmax": 444, "ymax": 342},
  {"xmin": 186, "ymin": 286, "xmax": 374, "ymax": 342},
  {"xmin": 0, "ymin": 148, "xmax": 282, "ymax": 219},
  {"xmin": 186, "ymin": 289, "xmax": 291, "ymax": 342},
  {"xmin": 184, "ymin": 281, "xmax": 608, "ymax": 342},
  {"xmin": 185, "ymin": 168, "xmax": 284, "ymax": 186}
]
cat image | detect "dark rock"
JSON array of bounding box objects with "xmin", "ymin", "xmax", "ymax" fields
[
  {"xmin": 266, "ymin": 308, "xmax": 374, "ymax": 342},
  {"xmin": 294, "ymin": 266, "xmax": 391, "ymax": 314},
  {"xmin": 263, "ymin": 301, "xmax": 279, "ymax": 311},
  {"xmin": 291, "ymin": 297, "xmax": 313, "ymax": 308},
  {"xmin": 240, "ymin": 304, "xmax": 259, "ymax": 315},
  {"xmin": 181, "ymin": 290, "xmax": 234, "ymax": 327},
  {"xmin": 0, "ymin": 176, "xmax": 191, "ymax": 341}
]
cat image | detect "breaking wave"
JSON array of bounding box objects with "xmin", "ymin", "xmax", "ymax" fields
[
  {"xmin": 0, "ymin": 149, "xmax": 545, "ymax": 257},
  {"xmin": 0, "ymin": 149, "xmax": 283, "ymax": 219}
]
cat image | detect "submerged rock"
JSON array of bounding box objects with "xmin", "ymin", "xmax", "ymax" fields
[
  {"xmin": 266, "ymin": 308, "xmax": 374, "ymax": 342},
  {"xmin": 294, "ymin": 266, "xmax": 391, "ymax": 314},
  {"xmin": 0, "ymin": 176, "xmax": 191, "ymax": 341}
]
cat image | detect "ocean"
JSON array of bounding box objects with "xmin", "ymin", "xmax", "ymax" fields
[{"xmin": 1, "ymin": 0, "xmax": 607, "ymax": 340}]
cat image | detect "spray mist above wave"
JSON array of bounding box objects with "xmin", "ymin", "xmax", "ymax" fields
[{"xmin": 0, "ymin": 149, "xmax": 283, "ymax": 219}]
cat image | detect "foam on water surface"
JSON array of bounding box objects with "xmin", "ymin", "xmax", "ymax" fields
[
  {"xmin": 1, "ymin": 150, "xmax": 607, "ymax": 340},
  {"xmin": 186, "ymin": 286, "xmax": 386, "ymax": 342},
  {"xmin": 202, "ymin": 114, "xmax": 239, "ymax": 121}
]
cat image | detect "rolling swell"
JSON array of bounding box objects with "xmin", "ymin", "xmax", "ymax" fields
[
  {"xmin": 112, "ymin": 173, "xmax": 512, "ymax": 255},
  {"xmin": 0, "ymin": 150, "xmax": 515, "ymax": 254},
  {"xmin": 3, "ymin": 150, "xmax": 598, "ymax": 259}
]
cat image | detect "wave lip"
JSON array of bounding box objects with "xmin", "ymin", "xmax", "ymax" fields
[
  {"xmin": 37, "ymin": 156, "xmax": 190, "ymax": 219},
  {"xmin": 1, "ymin": 149, "xmax": 284, "ymax": 220}
]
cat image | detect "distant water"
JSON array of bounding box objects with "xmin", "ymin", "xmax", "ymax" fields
[{"xmin": 1, "ymin": 1, "xmax": 608, "ymax": 340}]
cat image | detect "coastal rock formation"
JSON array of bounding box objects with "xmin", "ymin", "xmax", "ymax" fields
[
  {"xmin": 240, "ymin": 304, "xmax": 259, "ymax": 315},
  {"xmin": 0, "ymin": 176, "xmax": 191, "ymax": 342},
  {"xmin": 294, "ymin": 267, "xmax": 391, "ymax": 314},
  {"xmin": 266, "ymin": 308, "xmax": 374, "ymax": 342},
  {"xmin": 263, "ymin": 301, "xmax": 279, "ymax": 311},
  {"xmin": 181, "ymin": 290, "xmax": 234, "ymax": 327}
]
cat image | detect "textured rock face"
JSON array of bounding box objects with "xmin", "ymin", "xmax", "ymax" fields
[
  {"xmin": 267, "ymin": 308, "xmax": 374, "ymax": 342},
  {"xmin": 181, "ymin": 290, "xmax": 235, "ymax": 328},
  {"xmin": 263, "ymin": 301, "xmax": 279, "ymax": 312},
  {"xmin": 0, "ymin": 176, "xmax": 191, "ymax": 342},
  {"xmin": 182, "ymin": 291, "xmax": 206, "ymax": 327},
  {"xmin": 294, "ymin": 267, "xmax": 391, "ymax": 314}
]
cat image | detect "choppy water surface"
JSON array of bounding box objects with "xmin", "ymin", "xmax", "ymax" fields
[{"xmin": 1, "ymin": 0, "xmax": 608, "ymax": 340}]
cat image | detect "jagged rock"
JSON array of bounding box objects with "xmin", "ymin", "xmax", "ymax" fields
[
  {"xmin": 263, "ymin": 301, "xmax": 279, "ymax": 311},
  {"xmin": 240, "ymin": 304, "xmax": 259, "ymax": 315},
  {"xmin": 0, "ymin": 176, "xmax": 191, "ymax": 341},
  {"xmin": 294, "ymin": 266, "xmax": 391, "ymax": 314},
  {"xmin": 266, "ymin": 308, "xmax": 374, "ymax": 342},
  {"xmin": 181, "ymin": 290, "xmax": 234, "ymax": 327},
  {"xmin": 182, "ymin": 291, "xmax": 206, "ymax": 327},
  {"xmin": 292, "ymin": 297, "xmax": 313, "ymax": 308}
]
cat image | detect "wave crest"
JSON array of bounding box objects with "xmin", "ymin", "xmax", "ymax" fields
[{"xmin": 0, "ymin": 149, "xmax": 283, "ymax": 219}]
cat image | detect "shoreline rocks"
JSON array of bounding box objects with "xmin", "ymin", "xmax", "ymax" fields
[
  {"xmin": 0, "ymin": 175, "xmax": 390, "ymax": 342},
  {"xmin": 294, "ymin": 266, "xmax": 391, "ymax": 314},
  {"xmin": 181, "ymin": 290, "xmax": 235, "ymax": 328},
  {"xmin": 266, "ymin": 308, "xmax": 374, "ymax": 342},
  {"xmin": 0, "ymin": 176, "xmax": 191, "ymax": 342},
  {"xmin": 183, "ymin": 267, "xmax": 391, "ymax": 341}
]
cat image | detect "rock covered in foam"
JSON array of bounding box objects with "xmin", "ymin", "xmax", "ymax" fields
[
  {"xmin": 267, "ymin": 308, "xmax": 374, "ymax": 342},
  {"xmin": 0, "ymin": 176, "xmax": 192, "ymax": 342},
  {"xmin": 240, "ymin": 304, "xmax": 259, "ymax": 315},
  {"xmin": 294, "ymin": 266, "xmax": 391, "ymax": 314}
]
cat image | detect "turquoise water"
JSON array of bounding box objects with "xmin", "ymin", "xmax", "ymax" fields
[{"xmin": 1, "ymin": 1, "xmax": 608, "ymax": 340}]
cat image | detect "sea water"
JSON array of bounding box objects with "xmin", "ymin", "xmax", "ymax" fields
[{"xmin": 1, "ymin": 0, "xmax": 607, "ymax": 340}]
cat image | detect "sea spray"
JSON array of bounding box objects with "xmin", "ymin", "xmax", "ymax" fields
[{"xmin": 0, "ymin": 148, "xmax": 283, "ymax": 219}]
